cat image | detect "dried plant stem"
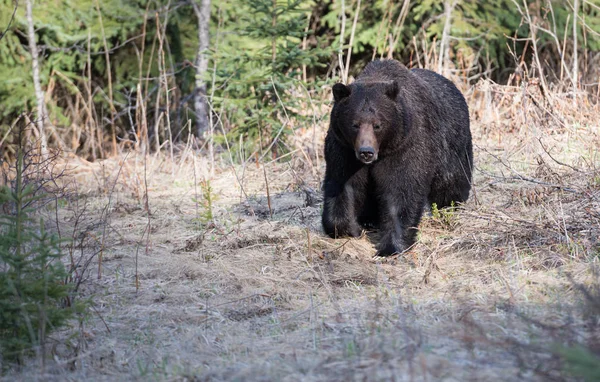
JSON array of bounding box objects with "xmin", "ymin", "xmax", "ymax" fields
[
  {"xmin": 297, "ymin": 81, "xmax": 320, "ymax": 175},
  {"xmin": 144, "ymin": 13, "xmax": 158, "ymax": 112},
  {"xmin": 208, "ymin": 101, "xmax": 252, "ymax": 206},
  {"xmin": 0, "ymin": 0, "xmax": 17, "ymax": 43},
  {"xmin": 388, "ymin": 0, "xmax": 411, "ymax": 59},
  {"xmin": 94, "ymin": 0, "xmax": 117, "ymax": 155},
  {"xmin": 561, "ymin": 14, "xmax": 571, "ymax": 83},
  {"xmin": 302, "ymin": 13, "xmax": 310, "ymax": 82},
  {"xmin": 138, "ymin": 82, "xmax": 149, "ymax": 160},
  {"xmin": 0, "ymin": 113, "xmax": 22, "ymax": 148},
  {"xmin": 153, "ymin": 3, "xmax": 174, "ymax": 166},
  {"xmin": 344, "ymin": 0, "xmax": 361, "ymax": 82},
  {"xmin": 261, "ymin": 77, "xmax": 314, "ymax": 173},
  {"xmin": 86, "ymin": 30, "xmax": 99, "ymax": 160},
  {"xmin": 572, "ymin": 0, "xmax": 579, "ymax": 103},
  {"xmin": 372, "ymin": 1, "xmax": 392, "ymax": 60},
  {"xmin": 136, "ymin": 85, "xmax": 150, "ymax": 292},
  {"xmin": 141, "ymin": 151, "xmax": 151, "ymax": 291},
  {"xmin": 412, "ymin": 36, "xmax": 423, "ymax": 68},
  {"xmin": 98, "ymin": 152, "xmax": 130, "ymax": 279},
  {"xmin": 91, "ymin": 304, "xmax": 111, "ymax": 334},
  {"xmin": 153, "ymin": 13, "xmax": 164, "ymax": 153},
  {"xmin": 306, "ymin": 227, "xmax": 312, "ymax": 259},
  {"xmin": 257, "ymin": 121, "xmax": 273, "ymax": 218},
  {"xmin": 517, "ymin": 0, "xmax": 551, "ymax": 100},
  {"xmin": 158, "ymin": 26, "xmax": 174, "ymax": 170},
  {"xmin": 193, "ymin": 154, "xmax": 200, "ymax": 230},
  {"xmin": 136, "ymin": 3, "xmax": 151, "ymax": 153},
  {"xmin": 263, "ymin": 164, "xmax": 273, "ymax": 218},
  {"xmin": 422, "ymin": 29, "xmax": 431, "ymax": 69}
]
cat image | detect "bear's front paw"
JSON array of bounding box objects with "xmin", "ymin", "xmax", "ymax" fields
[
  {"xmin": 337, "ymin": 222, "xmax": 362, "ymax": 238},
  {"xmin": 375, "ymin": 245, "xmax": 401, "ymax": 257},
  {"xmin": 375, "ymin": 238, "xmax": 407, "ymax": 257},
  {"xmin": 323, "ymin": 219, "xmax": 362, "ymax": 238}
]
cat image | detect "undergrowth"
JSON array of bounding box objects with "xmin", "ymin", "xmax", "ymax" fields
[{"xmin": 0, "ymin": 129, "xmax": 83, "ymax": 368}]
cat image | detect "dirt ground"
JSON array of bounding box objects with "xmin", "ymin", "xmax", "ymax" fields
[{"xmin": 5, "ymin": 92, "xmax": 600, "ymax": 381}]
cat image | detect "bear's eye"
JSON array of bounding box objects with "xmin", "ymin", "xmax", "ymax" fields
[
  {"xmin": 352, "ymin": 124, "xmax": 360, "ymax": 130},
  {"xmin": 374, "ymin": 124, "xmax": 381, "ymax": 130}
]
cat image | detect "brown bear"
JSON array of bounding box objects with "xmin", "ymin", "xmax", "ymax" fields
[{"xmin": 322, "ymin": 59, "xmax": 473, "ymax": 256}]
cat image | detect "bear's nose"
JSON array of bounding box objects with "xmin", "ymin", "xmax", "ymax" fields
[{"xmin": 358, "ymin": 147, "xmax": 376, "ymax": 162}]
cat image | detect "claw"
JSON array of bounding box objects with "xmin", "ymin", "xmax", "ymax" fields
[
  {"xmin": 372, "ymin": 253, "xmax": 401, "ymax": 262},
  {"xmin": 375, "ymin": 244, "xmax": 402, "ymax": 257}
]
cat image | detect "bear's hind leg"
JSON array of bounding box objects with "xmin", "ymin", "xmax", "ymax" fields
[
  {"xmin": 429, "ymin": 174, "xmax": 471, "ymax": 209},
  {"xmin": 430, "ymin": 150, "xmax": 473, "ymax": 209}
]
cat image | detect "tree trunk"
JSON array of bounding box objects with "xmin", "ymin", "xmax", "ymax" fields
[
  {"xmin": 438, "ymin": 0, "xmax": 455, "ymax": 77},
  {"xmin": 192, "ymin": 0, "xmax": 211, "ymax": 138},
  {"xmin": 338, "ymin": 0, "xmax": 347, "ymax": 83},
  {"xmin": 25, "ymin": 0, "xmax": 48, "ymax": 156},
  {"xmin": 344, "ymin": 0, "xmax": 361, "ymax": 81}
]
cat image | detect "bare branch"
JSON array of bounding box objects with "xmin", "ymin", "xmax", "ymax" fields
[{"xmin": 0, "ymin": 0, "xmax": 18, "ymax": 43}]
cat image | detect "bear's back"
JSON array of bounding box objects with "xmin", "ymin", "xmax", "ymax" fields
[
  {"xmin": 410, "ymin": 68, "xmax": 468, "ymax": 117},
  {"xmin": 356, "ymin": 60, "xmax": 410, "ymax": 83}
]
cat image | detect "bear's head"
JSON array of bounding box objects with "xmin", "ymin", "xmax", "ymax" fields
[{"xmin": 331, "ymin": 81, "xmax": 405, "ymax": 165}]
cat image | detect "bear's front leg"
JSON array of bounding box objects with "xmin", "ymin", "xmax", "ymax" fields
[
  {"xmin": 322, "ymin": 132, "xmax": 368, "ymax": 238},
  {"xmin": 375, "ymin": 189, "xmax": 426, "ymax": 257},
  {"xmin": 322, "ymin": 180, "xmax": 364, "ymax": 238}
]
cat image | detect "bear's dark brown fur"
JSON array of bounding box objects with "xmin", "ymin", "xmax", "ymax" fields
[{"xmin": 322, "ymin": 59, "xmax": 473, "ymax": 256}]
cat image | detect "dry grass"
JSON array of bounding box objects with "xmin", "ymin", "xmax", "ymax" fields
[{"xmin": 3, "ymin": 81, "xmax": 600, "ymax": 381}]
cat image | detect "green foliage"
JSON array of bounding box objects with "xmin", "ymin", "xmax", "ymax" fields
[
  {"xmin": 194, "ymin": 179, "xmax": 217, "ymax": 224},
  {"xmin": 322, "ymin": 0, "xmax": 600, "ymax": 79},
  {"xmin": 0, "ymin": 0, "xmax": 145, "ymax": 127},
  {"xmin": 0, "ymin": 144, "xmax": 79, "ymax": 364},
  {"xmin": 556, "ymin": 345, "xmax": 600, "ymax": 381},
  {"xmin": 1, "ymin": 0, "xmax": 599, "ymax": 154},
  {"xmin": 431, "ymin": 201, "xmax": 458, "ymax": 230},
  {"xmin": 211, "ymin": 0, "xmax": 331, "ymax": 153}
]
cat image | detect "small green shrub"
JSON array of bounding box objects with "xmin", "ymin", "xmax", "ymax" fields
[
  {"xmin": 556, "ymin": 345, "xmax": 600, "ymax": 381},
  {"xmin": 192, "ymin": 179, "xmax": 218, "ymax": 226},
  {"xmin": 430, "ymin": 202, "xmax": 459, "ymax": 230},
  {"xmin": 0, "ymin": 144, "xmax": 80, "ymax": 365}
]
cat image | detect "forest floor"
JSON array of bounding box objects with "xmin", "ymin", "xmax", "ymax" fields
[{"xmin": 6, "ymin": 93, "xmax": 600, "ymax": 381}]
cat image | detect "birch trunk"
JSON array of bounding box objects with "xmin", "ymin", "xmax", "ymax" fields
[
  {"xmin": 438, "ymin": 0, "xmax": 455, "ymax": 77},
  {"xmin": 25, "ymin": 0, "xmax": 48, "ymax": 156},
  {"xmin": 338, "ymin": 0, "xmax": 347, "ymax": 83},
  {"xmin": 344, "ymin": 0, "xmax": 362, "ymax": 80},
  {"xmin": 192, "ymin": 0, "xmax": 211, "ymax": 138}
]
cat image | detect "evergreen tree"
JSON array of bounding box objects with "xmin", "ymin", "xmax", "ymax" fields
[
  {"xmin": 0, "ymin": 130, "xmax": 81, "ymax": 364},
  {"xmin": 211, "ymin": 0, "xmax": 331, "ymax": 155}
]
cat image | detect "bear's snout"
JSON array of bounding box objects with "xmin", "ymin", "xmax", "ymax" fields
[
  {"xmin": 357, "ymin": 146, "xmax": 377, "ymax": 164},
  {"xmin": 355, "ymin": 124, "xmax": 379, "ymax": 164}
]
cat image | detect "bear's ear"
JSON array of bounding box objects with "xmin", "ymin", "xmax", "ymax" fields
[
  {"xmin": 332, "ymin": 83, "xmax": 351, "ymax": 102},
  {"xmin": 385, "ymin": 81, "xmax": 399, "ymax": 100}
]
